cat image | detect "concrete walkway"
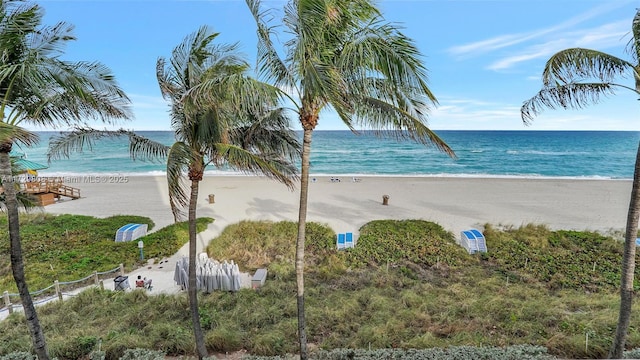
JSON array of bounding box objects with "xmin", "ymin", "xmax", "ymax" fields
[{"xmin": 0, "ymin": 221, "xmax": 254, "ymax": 321}]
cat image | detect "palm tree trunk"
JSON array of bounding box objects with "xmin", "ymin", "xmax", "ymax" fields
[
  {"xmin": 0, "ymin": 148, "xmax": 50, "ymax": 360},
  {"xmin": 609, "ymin": 141, "xmax": 640, "ymax": 359},
  {"xmin": 296, "ymin": 128, "xmax": 312, "ymax": 360},
  {"xmin": 187, "ymin": 178, "xmax": 208, "ymax": 359}
]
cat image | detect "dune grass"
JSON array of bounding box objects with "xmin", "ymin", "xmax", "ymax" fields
[
  {"xmin": 0, "ymin": 219, "xmax": 639, "ymax": 359},
  {"xmin": 0, "ymin": 213, "xmax": 213, "ymax": 293}
]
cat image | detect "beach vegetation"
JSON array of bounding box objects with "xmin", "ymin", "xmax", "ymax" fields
[
  {"xmin": 483, "ymin": 224, "xmax": 639, "ymax": 291},
  {"xmin": 521, "ymin": 8, "xmax": 640, "ymax": 358},
  {"xmin": 0, "ymin": 0, "xmax": 132, "ymax": 358},
  {"xmin": 1, "ymin": 220, "xmax": 640, "ymax": 359},
  {"xmin": 46, "ymin": 25, "xmax": 301, "ymax": 358},
  {"xmin": 0, "ymin": 213, "xmax": 212, "ymax": 293},
  {"xmin": 245, "ymin": 0, "xmax": 456, "ymax": 357}
]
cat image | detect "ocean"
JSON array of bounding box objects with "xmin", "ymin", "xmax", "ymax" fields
[{"xmin": 14, "ymin": 130, "xmax": 640, "ymax": 180}]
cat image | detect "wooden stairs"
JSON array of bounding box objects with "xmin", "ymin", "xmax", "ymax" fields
[{"xmin": 22, "ymin": 178, "xmax": 81, "ymax": 206}]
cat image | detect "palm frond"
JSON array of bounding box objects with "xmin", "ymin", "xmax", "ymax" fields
[
  {"xmin": 234, "ymin": 107, "xmax": 301, "ymax": 163},
  {"xmin": 521, "ymin": 82, "xmax": 620, "ymax": 124},
  {"xmin": 0, "ymin": 123, "xmax": 38, "ymax": 147},
  {"xmin": 350, "ymin": 94, "xmax": 454, "ymax": 157},
  {"xmin": 22, "ymin": 59, "xmax": 133, "ymax": 126},
  {"xmin": 0, "ymin": 188, "xmax": 40, "ymax": 212},
  {"xmin": 0, "ymin": 2, "xmax": 132, "ymax": 129},
  {"xmin": 193, "ymin": 73, "xmax": 285, "ymax": 120},
  {"xmin": 128, "ymin": 132, "xmax": 170, "ymax": 162},
  {"xmin": 47, "ymin": 128, "xmax": 121, "ymax": 161},
  {"xmin": 0, "ymin": 155, "xmax": 41, "ymax": 211},
  {"xmin": 46, "ymin": 128, "xmax": 168, "ymax": 163},
  {"xmin": 631, "ymin": 9, "xmax": 640, "ymax": 63},
  {"xmin": 542, "ymin": 48, "xmax": 634, "ymax": 86},
  {"xmin": 214, "ymin": 142, "xmax": 298, "ymax": 189},
  {"xmin": 246, "ymin": 0, "xmax": 297, "ymax": 93},
  {"xmin": 157, "ymin": 57, "xmax": 183, "ymax": 102},
  {"xmin": 166, "ymin": 142, "xmax": 192, "ymax": 221},
  {"xmin": 273, "ymin": 0, "xmax": 444, "ymax": 160}
]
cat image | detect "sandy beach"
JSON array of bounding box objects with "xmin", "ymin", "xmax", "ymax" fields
[
  {"xmin": 46, "ymin": 175, "xmax": 632, "ymax": 240},
  {"xmin": 0, "ymin": 175, "xmax": 633, "ymax": 320}
]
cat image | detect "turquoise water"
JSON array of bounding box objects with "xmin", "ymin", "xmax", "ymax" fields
[{"xmin": 16, "ymin": 130, "xmax": 640, "ymax": 179}]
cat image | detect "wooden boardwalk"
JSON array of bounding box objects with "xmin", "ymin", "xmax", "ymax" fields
[{"xmin": 21, "ymin": 178, "xmax": 81, "ymax": 205}]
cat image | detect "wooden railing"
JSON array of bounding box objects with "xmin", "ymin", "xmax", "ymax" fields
[{"xmin": 21, "ymin": 177, "xmax": 80, "ymax": 199}]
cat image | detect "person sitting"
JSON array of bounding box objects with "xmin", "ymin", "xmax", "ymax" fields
[
  {"xmin": 144, "ymin": 277, "xmax": 153, "ymax": 290},
  {"xmin": 135, "ymin": 275, "xmax": 153, "ymax": 290}
]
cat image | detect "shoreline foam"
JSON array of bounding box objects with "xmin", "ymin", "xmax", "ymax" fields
[{"xmin": 35, "ymin": 171, "xmax": 631, "ymax": 181}]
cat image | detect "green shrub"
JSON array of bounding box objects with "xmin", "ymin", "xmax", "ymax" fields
[
  {"xmin": 118, "ymin": 348, "xmax": 165, "ymax": 360},
  {"xmin": 625, "ymin": 348, "xmax": 640, "ymax": 358},
  {"xmin": 49, "ymin": 335, "xmax": 97, "ymax": 360},
  {"xmin": 0, "ymin": 353, "xmax": 37, "ymax": 360},
  {"xmin": 0, "ymin": 214, "xmax": 212, "ymax": 292},
  {"xmin": 342, "ymin": 220, "xmax": 472, "ymax": 269},
  {"xmin": 206, "ymin": 220, "xmax": 335, "ymax": 272},
  {"xmin": 484, "ymin": 224, "xmax": 640, "ymax": 291},
  {"xmin": 3, "ymin": 220, "xmax": 640, "ymax": 359},
  {"xmin": 90, "ymin": 351, "xmax": 105, "ymax": 360},
  {"xmin": 244, "ymin": 345, "xmax": 556, "ymax": 359}
]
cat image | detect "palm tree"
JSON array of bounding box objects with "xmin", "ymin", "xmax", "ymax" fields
[
  {"xmin": 245, "ymin": 0, "xmax": 454, "ymax": 357},
  {"xmin": 48, "ymin": 26, "xmax": 300, "ymax": 359},
  {"xmin": 521, "ymin": 9, "xmax": 640, "ymax": 358},
  {"xmin": 0, "ymin": 1, "xmax": 131, "ymax": 359},
  {"xmin": 0, "ymin": 125, "xmax": 43, "ymax": 210}
]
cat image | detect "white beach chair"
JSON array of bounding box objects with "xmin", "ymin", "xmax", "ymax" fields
[
  {"xmin": 336, "ymin": 233, "xmax": 346, "ymax": 250},
  {"xmin": 470, "ymin": 229, "xmax": 487, "ymax": 253},
  {"xmin": 345, "ymin": 232, "xmax": 354, "ymax": 248}
]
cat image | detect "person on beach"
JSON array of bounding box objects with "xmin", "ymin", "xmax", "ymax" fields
[{"xmin": 135, "ymin": 275, "xmax": 153, "ymax": 290}]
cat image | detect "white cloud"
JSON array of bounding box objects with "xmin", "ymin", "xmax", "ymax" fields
[
  {"xmin": 448, "ymin": 34, "xmax": 529, "ymax": 58},
  {"xmin": 448, "ymin": 2, "xmax": 626, "ymax": 57},
  {"xmin": 448, "ymin": 2, "xmax": 632, "ymax": 72},
  {"xmin": 424, "ymin": 94, "xmax": 640, "ymax": 131},
  {"xmin": 487, "ymin": 20, "xmax": 630, "ymax": 71},
  {"xmin": 130, "ymin": 93, "xmax": 168, "ymax": 110}
]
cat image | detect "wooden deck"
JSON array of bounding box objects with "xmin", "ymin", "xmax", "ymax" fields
[
  {"xmin": 22, "ymin": 178, "xmax": 81, "ymax": 201},
  {"xmin": 0, "ymin": 178, "xmax": 81, "ymax": 206}
]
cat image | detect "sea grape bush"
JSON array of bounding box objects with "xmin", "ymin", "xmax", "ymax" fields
[
  {"xmin": 117, "ymin": 348, "xmax": 165, "ymax": 360},
  {"xmin": 624, "ymin": 348, "xmax": 640, "ymax": 358},
  {"xmin": 342, "ymin": 220, "xmax": 473, "ymax": 268},
  {"xmin": 0, "ymin": 353, "xmax": 37, "ymax": 360},
  {"xmin": 245, "ymin": 345, "xmax": 557, "ymax": 359},
  {"xmin": 483, "ymin": 224, "xmax": 640, "ymax": 291}
]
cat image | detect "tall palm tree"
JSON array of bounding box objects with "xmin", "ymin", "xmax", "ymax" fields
[
  {"xmin": 521, "ymin": 9, "xmax": 640, "ymax": 358},
  {"xmin": 245, "ymin": 0, "xmax": 454, "ymax": 357},
  {"xmin": 48, "ymin": 26, "xmax": 300, "ymax": 360},
  {"xmin": 0, "ymin": 1, "xmax": 131, "ymax": 359}
]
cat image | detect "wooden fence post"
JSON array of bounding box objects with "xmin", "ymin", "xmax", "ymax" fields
[
  {"xmin": 93, "ymin": 271, "xmax": 99, "ymax": 286},
  {"xmin": 119, "ymin": 263, "xmax": 124, "ymax": 276},
  {"xmin": 3, "ymin": 291, "xmax": 12, "ymax": 314},
  {"xmin": 54, "ymin": 280, "xmax": 63, "ymax": 302}
]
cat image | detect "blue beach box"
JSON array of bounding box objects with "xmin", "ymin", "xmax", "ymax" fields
[{"xmin": 115, "ymin": 223, "xmax": 148, "ymax": 242}]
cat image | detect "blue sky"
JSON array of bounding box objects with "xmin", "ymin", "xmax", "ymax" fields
[{"xmin": 33, "ymin": 0, "xmax": 640, "ymax": 131}]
